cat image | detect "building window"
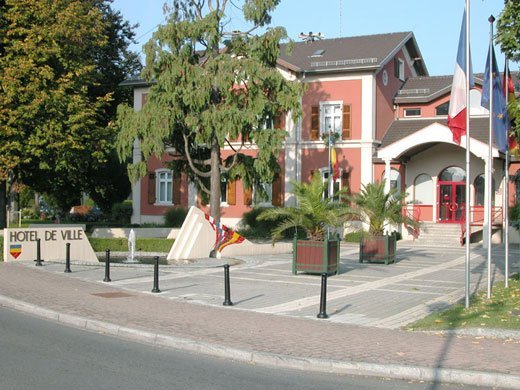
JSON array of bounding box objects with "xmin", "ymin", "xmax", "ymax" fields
[
  {"xmin": 474, "ymin": 174, "xmax": 495, "ymax": 206},
  {"xmin": 311, "ymin": 103, "xmax": 351, "ymax": 141},
  {"xmin": 220, "ymin": 178, "xmax": 228, "ymax": 204},
  {"xmin": 254, "ymin": 182, "xmax": 273, "ymax": 206},
  {"xmin": 321, "ymin": 103, "xmax": 342, "ymax": 136},
  {"xmin": 439, "ymin": 166, "xmax": 465, "ymax": 182},
  {"xmin": 404, "ymin": 108, "xmax": 421, "ymax": 117},
  {"xmin": 320, "ymin": 169, "xmax": 341, "ymax": 201},
  {"xmin": 382, "ymin": 168, "xmax": 401, "ymax": 191},
  {"xmin": 395, "ymin": 58, "xmax": 405, "ymax": 81},
  {"xmin": 156, "ymin": 170, "xmax": 173, "ymax": 204},
  {"xmin": 435, "ymin": 101, "xmax": 449, "ymax": 116},
  {"xmin": 414, "ymin": 174, "xmax": 433, "ymax": 204}
]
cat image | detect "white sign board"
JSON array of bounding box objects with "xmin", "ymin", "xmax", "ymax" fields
[{"xmin": 3, "ymin": 227, "xmax": 98, "ymax": 263}]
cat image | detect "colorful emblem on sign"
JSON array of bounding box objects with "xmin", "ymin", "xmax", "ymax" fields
[
  {"xmin": 9, "ymin": 244, "xmax": 22, "ymax": 259},
  {"xmin": 205, "ymin": 214, "xmax": 245, "ymax": 257}
]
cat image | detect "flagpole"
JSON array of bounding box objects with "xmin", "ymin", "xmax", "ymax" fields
[
  {"xmin": 486, "ymin": 15, "xmax": 495, "ymax": 300},
  {"xmin": 504, "ymin": 58, "xmax": 510, "ymax": 289},
  {"xmin": 464, "ymin": 0, "xmax": 471, "ymax": 309}
]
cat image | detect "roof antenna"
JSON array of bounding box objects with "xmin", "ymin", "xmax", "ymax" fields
[
  {"xmin": 299, "ymin": 32, "xmax": 324, "ymax": 42},
  {"xmin": 339, "ymin": 0, "xmax": 342, "ymax": 37}
]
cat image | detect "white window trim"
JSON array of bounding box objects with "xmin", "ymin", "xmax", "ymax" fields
[
  {"xmin": 397, "ymin": 58, "xmax": 405, "ymax": 81},
  {"xmin": 403, "ymin": 108, "xmax": 421, "ymax": 118},
  {"xmin": 154, "ymin": 169, "xmax": 174, "ymax": 206},
  {"xmin": 253, "ymin": 182, "xmax": 273, "ymax": 207},
  {"xmin": 220, "ymin": 179, "xmax": 229, "ymax": 207},
  {"xmin": 319, "ymin": 101, "xmax": 343, "ymax": 137},
  {"xmin": 318, "ymin": 166, "xmax": 343, "ymax": 200}
]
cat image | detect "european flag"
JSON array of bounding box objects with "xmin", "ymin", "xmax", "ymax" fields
[{"xmin": 481, "ymin": 45, "xmax": 509, "ymax": 153}]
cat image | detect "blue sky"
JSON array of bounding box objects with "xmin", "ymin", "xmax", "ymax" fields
[{"xmin": 112, "ymin": 0, "xmax": 514, "ymax": 76}]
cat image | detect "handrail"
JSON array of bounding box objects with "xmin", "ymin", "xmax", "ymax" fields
[
  {"xmin": 460, "ymin": 206, "xmax": 503, "ymax": 245},
  {"xmin": 402, "ymin": 205, "xmax": 421, "ymax": 239}
]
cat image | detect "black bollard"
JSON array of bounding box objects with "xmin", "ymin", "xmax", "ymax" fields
[
  {"xmin": 35, "ymin": 238, "xmax": 43, "ymax": 266},
  {"xmin": 151, "ymin": 256, "xmax": 161, "ymax": 293},
  {"xmin": 222, "ymin": 264, "xmax": 233, "ymax": 306},
  {"xmin": 317, "ymin": 272, "xmax": 329, "ymax": 319},
  {"xmin": 103, "ymin": 249, "xmax": 111, "ymax": 282},
  {"xmin": 64, "ymin": 243, "xmax": 71, "ymax": 273}
]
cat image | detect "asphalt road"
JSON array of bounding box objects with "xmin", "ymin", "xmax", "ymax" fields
[{"xmin": 0, "ymin": 307, "xmax": 484, "ymax": 390}]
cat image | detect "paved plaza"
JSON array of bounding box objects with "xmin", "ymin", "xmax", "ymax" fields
[{"xmin": 0, "ymin": 242, "xmax": 519, "ymax": 388}]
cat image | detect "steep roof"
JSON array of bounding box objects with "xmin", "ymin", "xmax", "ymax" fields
[{"xmin": 278, "ymin": 32, "xmax": 428, "ymax": 76}]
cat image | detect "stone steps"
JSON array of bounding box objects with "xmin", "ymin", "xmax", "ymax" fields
[{"xmin": 411, "ymin": 223, "xmax": 462, "ymax": 247}]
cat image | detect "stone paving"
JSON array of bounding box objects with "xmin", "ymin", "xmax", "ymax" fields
[
  {"xmin": 0, "ymin": 242, "xmax": 519, "ymax": 388},
  {"xmin": 24, "ymin": 243, "xmax": 516, "ymax": 329}
]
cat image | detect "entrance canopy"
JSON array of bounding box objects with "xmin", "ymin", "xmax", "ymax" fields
[{"xmin": 378, "ymin": 118, "xmax": 499, "ymax": 162}]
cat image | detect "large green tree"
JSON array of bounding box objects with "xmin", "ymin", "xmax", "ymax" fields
[
  {"xmin": 0, "ymin": 0, "xmax": 141, "ymax": 221},
  {"xmin": 497, "ymin": 0, "xmax": 519, "ymax": 153},
  {"xmin": 116, "ymin": 0, "xmax": 302, "ymax": 222}
]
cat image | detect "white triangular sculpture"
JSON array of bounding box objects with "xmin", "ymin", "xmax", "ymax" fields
[{"xmin": 167, "ymin": 206, "xmax": 291, "ymax": 261}]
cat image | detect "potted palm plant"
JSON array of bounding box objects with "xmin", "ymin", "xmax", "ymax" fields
[
  {"xmin": 258, "ymin": 173, "xmax": 352, "ymax": 275},
  {"xmin": 353, "ymin": 181, "xmax": 418, "ymax": 265}
]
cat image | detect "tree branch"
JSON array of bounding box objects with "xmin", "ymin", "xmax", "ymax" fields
[
  {"xmin": 220, "ymin": 146, "xmax": 241, "ymax": 173},
  {"xmin": 183, "ymin": 132, "xmax": 211, "ymax": 178},
  {"xmin": 194, "ymin": 174, "xmax": 211, "ymax": 195}
]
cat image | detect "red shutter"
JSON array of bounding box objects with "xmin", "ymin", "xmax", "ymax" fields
[
  {"xmin": 227, "ymin": 180, "xmax": 236, "ymax": 205},
  {"xmin": 147, "ymin": 173, "xmax": 156, "ymax": 204},
  {"xmin": 274, "ymin": 112, "xmax": 286, "ymax": 130},
  {"xmin": 341, "ymin": 170, "xmax": 351, "ymax": 202},
  {"xmin": 272, "ymin": 174, "xmax": 283, "ymax": 206},
  {"xmin": 244, "ymin": 187, "xmax": 252, "ymax": 206},
  {"xmin": 310, "ymin": 106, "xmax": 320, "ymax": 140},
  {"xmin": 172, "ymin": 173, "xmax": 181, "ymax": 204},
  {"xmin": 342, "ymin": 105, "xmax": 351, "ymax": 140}
]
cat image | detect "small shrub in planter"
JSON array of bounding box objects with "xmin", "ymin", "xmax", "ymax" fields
[
  {"xmin": 259, "ymin": 173, "xmax": 353, "ymax": 275},
  {"xmin": 164, "ymin": 207, "xmax": 188, "ymax": 227},
  {"xmin": 352, "ymin": 181, "xmax": 416, "ymax": 265}
]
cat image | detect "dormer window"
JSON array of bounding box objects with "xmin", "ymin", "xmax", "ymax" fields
[
  {"xmin": 435, "ymin": 102, "xmax": 449, "ymax": 116},
  {"xmin": 311, "ymin": 49, "xmax": 325, "ymax": 58},
  {"xmin": 404, "ymin": 108, "xmax": 421, "ymax": 117},
  {"xmin": 394, "ymin": 58, "xmax": 405, "ymax": 81}
]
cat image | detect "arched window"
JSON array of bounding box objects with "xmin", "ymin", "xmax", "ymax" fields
[
  {"xmin": 439, "ymin": 166, "xmax": 465, "ymax": 182},
  {"xmin": 414, "ymin": 174, "xmax": 433, "ymax": 204},
  {"xmin": 381, "ymin": 168, "xmax": 401, "ymax": 190},
  {"xmin": 474, "ymin": 174, "xmax": 495, "ymax": 206}
]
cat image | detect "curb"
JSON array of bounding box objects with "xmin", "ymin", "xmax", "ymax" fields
[{"xmin": 1, "ymin": 294, "xmax": 519, "ymax": 389}]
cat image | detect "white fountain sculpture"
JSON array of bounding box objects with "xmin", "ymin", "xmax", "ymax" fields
[{"xmin": 126, "ymin": 228, "xmax": 138, "ymax": 263}]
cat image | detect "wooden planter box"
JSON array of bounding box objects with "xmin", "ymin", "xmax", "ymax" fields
[
  {"xmin": 359, "ymin": 234, "xmax": 396, "ymax": 265},
  {"xmin": 292, "ymin": 237, "xmax": 340, "ymax": 275}
]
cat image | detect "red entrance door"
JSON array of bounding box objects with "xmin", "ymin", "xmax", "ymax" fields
[{"xmin": 438, "ymin": 182, "xmax": 465, "ymax": 222}]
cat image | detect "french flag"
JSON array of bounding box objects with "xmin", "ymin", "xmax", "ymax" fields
[{"xmin": 447, "ymin": 8, "xmax": 474, "ymax": 145}]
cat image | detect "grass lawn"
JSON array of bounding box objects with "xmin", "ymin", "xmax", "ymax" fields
[
  {"xmin": 89, "ymin": 237, "xmax": 174, "ymax": 253},
  {"xmin": 0, "ymin": 236, "xmax": 173, "ymax": 261},
  {"xmin": 407, "ymin": 273, "xmax": 520, "ymax": 331}
]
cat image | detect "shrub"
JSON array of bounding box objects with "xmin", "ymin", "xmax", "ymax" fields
[
  {"xmin": 343, "ymin": 231, "xmax": 366, "ymax": 242},
  {"xmin": 510, "ymin": 203, "xmax": 520, "ymax": 221},
  {"xmin": 164, "ymin": 207, "xmax": 188, "ymax": 227},
  {"xmin": 111, "ymin": 201, "xmax": 133, "ymax": 224},
  {"xmin": 240, "ymin": 207, "xmax": 305, "ymax": 240}
]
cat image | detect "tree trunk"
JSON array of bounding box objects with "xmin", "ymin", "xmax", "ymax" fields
[
  {"xmin": 209, "ymin": 139, "xmax": 221, "ymax": 223},
  {"xmin": 0, "ymin": 180, "xmax": 6, "ymax": 229}
]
